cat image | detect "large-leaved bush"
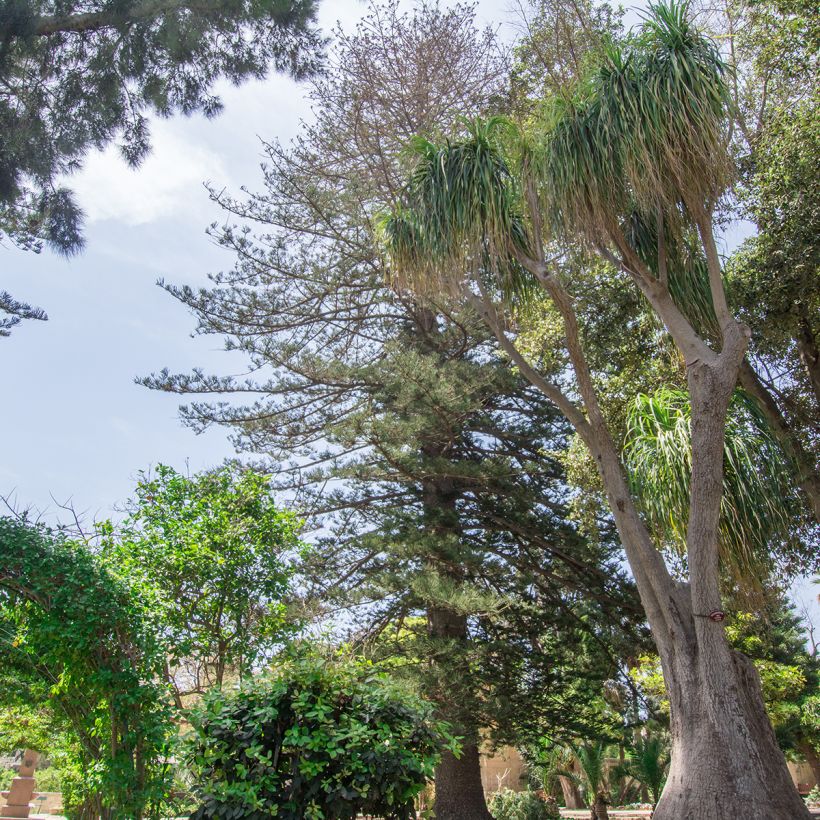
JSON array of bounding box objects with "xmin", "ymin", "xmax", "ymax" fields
[{"xmin": 185, "ymin": 652, "xmax": 456, "ymax": 819}]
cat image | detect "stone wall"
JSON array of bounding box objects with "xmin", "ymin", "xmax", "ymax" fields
[{"xmin": 480, "ymin": 746, "xmax": 527, "ymax": 794}]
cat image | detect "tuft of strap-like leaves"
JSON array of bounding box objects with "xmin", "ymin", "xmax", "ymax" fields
[
  {"xmin": 539, "ymin": 0, "xmax": 733, "ymax": 243},
  {"xmin": 380, "ymin": 2, "xmax": 734, "ymax": 298},
  {"xmin": 623, "ymin": 387, "xmax": 808, "ymax": 586},
  {"xmin": 378, "ymin": 117, "xmax": 529, "ymax": 298}
]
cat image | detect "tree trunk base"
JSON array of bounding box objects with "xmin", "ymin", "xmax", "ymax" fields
[
  {"xmin": 654, "ymin": 651, "xmax": 810, "ymax": 820},
  {"xmin": 434, "ymin": 744, "xmax": 492, "ymax": 820}
]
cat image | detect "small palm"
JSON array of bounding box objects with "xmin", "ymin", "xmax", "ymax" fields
[{"xmin": 613, "ymin": 735, "xmax": 671, "ymax": 805}]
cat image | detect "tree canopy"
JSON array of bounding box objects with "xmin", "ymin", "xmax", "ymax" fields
[
  {"xmin": 379, "ymin": 2, "xmax": 815, "ymax": 816},
  {"xmin": 102, "ymin": 464, "xmax": 305, "ymax": 703},
  {"xmin": 144, "ymin": 4, "xmax": 648, "ymax": 817},
  {"xmin": 0, "ymin": 0, "xmax": 323, "ymax": 334}
]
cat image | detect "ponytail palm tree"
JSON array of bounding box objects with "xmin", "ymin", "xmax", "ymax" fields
[{"xmin": 381, "ymin": 2, "xmax": 810, "ymax": 817}]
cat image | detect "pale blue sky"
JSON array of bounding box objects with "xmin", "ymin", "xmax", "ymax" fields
[{"xmin": 1, "ymin": 0, "xmax": 816, "ymax": 628}]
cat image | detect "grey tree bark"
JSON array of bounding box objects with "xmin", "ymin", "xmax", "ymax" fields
[{"xmin": 471, "ymin": 204, "xmax": 812, "ymax": 818}]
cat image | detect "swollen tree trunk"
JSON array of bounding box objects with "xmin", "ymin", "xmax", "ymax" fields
[
  {"xmin": 658, "ymin": 638, "xmax": 807, "ymax": 819},
  {"xmin": 650, "ymin": 350, "xmax": 810, "ymax": 820},
  {"xmin": 428, "ymin": 604, "xmax": 492, "ymax": 820},
  {"xmin": 478, "ymin": 262, "xmax": 811, "ymax": 819}
]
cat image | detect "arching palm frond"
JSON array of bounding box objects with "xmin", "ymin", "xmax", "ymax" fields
[
  {"xmin": 573, "ymin": 740, "xmax": 609, "ymax": 797},
  {"xmin": 624, "ymin": 387, "xmax": 806, "ymax": 586},
  {"xmin": 612, "ymin": 734, "xmax": 671, "ymax": 805}
]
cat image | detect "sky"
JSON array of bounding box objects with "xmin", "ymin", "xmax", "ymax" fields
[{"xmin": 0, "ymin": 0, "xmax": 817, "ymax": 628}]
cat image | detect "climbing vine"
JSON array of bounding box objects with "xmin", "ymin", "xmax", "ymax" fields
[{"xmin": 0, "ymin": 516, "xmax": 175, "ymax": 819}]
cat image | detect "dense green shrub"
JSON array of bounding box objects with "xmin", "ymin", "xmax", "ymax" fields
[
  {"xmin": 489, "ymin": 789, "xmax": 560, "ymax": 820},
  {"xmin": 184, "ymin": 652, "xmax": 455, "ymax": 819}
]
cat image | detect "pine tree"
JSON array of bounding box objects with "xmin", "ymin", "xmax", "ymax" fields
[{"xmin": 145, "ymin": 3, "xmax": 645, "ymax": 816}]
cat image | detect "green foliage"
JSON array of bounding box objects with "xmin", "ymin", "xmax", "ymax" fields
[
  {"xmin": 0, "ymin": 0, "xmax": 322, "ymax": 258},
  {"xmin": 184, "ymin": 650, "xmax": 455, "ymax": 820},
  {"xmin": 728, "ymin": 95, "xmax": 820, "ymax": 440},
  {"xmin": 524, "ymin": 741, "xmax": 578, "ymax": 798},
  {"xmin": 565, "ymin": 740, "xmax": 609, "ymax": 802},
  {"xmin": 720, "ymin": 0, "xmax": 820, "ymax": 503},
  {"xmin": 32, "ymin": 765, "xmax": 63, "ymax": 792},
  {"xmin": 146, "ymin": 0, "xmax": 645, "ymax": 768},
  {"xmin": 725, "ymin": 603, "xmax": 820, "ymax": 753},
  {"xmin": 380, "ymin": 115, "xmax": 527, "ymax": 296},
  {"xmin": 102, "ymin": 464, "xmax": 304, "ymax": 696},
  {"xmin": 509, "ymin": 0, "xmax": 622, "ymax": 109},
  {"xmin": 383, "ymin": 1, "xmax": 734, "ymax": 298},
  {"xmin": 628, "ymin": 656, "xmax": 667, "ymax": 714},
  {"xmin": 0, "ymin": 763, "xmax": 66, "ymax": 792},
  {"xmin": 0, "ymin": 290, "xmax": 46, "ymax": 336},
  {"xmin": 489, "ymin": 789, "xmax": 559, "ymax": 820},
  {"xmin": 540, "ymin": 0, "xmax": 731, "ymax": 242},
  {"xmin": 0, "ymin": 516, "xmax": 174, "ymax": 818},
  {"xmin": 733, "ymin": 100, "xmax": 819, "ymax": 326},
  {"xmin": 612, "ymin": 734, "xmax": 670, "ymax": 804},
  {"xmin": 623, "ymin": 387, "xmax": 816, "ymax": 584}
]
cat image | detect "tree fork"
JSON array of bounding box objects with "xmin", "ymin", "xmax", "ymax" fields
[{"xmin": 483, "ymin": 259, "xmax": 810, "ymax": 818}]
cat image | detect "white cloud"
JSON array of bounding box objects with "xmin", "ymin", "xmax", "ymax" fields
[{"xmin": 70, "ymin": 120, "xmax": 228, "ymax": 226}]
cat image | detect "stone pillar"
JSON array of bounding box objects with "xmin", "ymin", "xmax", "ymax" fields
[{"xmin": 0, "ymin": 750, "xmax": 39, "ymax": 820}]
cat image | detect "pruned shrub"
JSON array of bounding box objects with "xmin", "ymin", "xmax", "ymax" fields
[{"xmin": 184, "ymin": 651, "xmax": 455, "ymax": 819}]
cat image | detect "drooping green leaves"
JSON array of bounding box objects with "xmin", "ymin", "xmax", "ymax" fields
[
  {"xmin": 623, "ymin": 387, "xmax": 816, "ymax": 584},
  {"xmin": 540, "ymin": 0, "xmax": 732, "ymax": 243},
  {"xmin": 380, "ymin": 117, "xmax": 530, "ymax": 297}
]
